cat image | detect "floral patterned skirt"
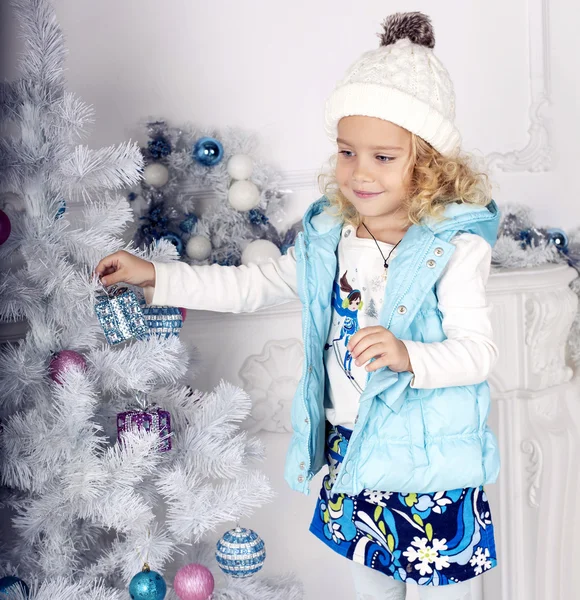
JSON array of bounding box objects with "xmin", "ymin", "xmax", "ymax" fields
[{"xmin": 309, "ymin": 423, "xmax": 498, "ymax": 586}]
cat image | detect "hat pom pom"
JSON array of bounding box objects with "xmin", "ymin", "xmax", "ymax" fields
[{"xmin": 379, "ymin": 12, "xmax": 435, "ymax": 49}]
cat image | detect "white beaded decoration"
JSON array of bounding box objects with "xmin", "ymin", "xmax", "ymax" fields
[
  {"xmin": 241, "ymin": 239, "xmax": 281, "ymax": 266},
  {"xmin": 143, "ymin": 163, "xmax": 169, "ymax": 188},
  {"xmin": 227, "ymin": 154, "xmax": 254, "ymax": 180},
  {"xmin": 228, "ymin": 180, "xmax": 261, "ymax": 212},
  {"xmin": 185, "ymin": 235, "xmax": 212, "ymax": 260}
]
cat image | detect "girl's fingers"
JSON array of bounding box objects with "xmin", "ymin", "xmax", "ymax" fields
[
  {"xmin": 350, "ymin": 332, "xmax": 388, "ymax": 358},
  {"xmin": 354, "ymin": 343, "xmax": 386, "ymax": 367},
  {"xmin": 348, "ymin": 326, "xmax": 391, "ymax": 353},
  {"xmin": 365, "ymin": 355, "xmax": 390, "ymax": 372},
  {"xmin": 94, "ymin": 253, "xmax": 121, "ymax": 276},
  {"xmin": 101, "ymin": 270, "xmax": 124, "ymax": 287}
]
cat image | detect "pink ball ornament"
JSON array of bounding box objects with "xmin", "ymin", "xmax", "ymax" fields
[
  {"xmin": 179, "ymin": 307, "xmax": 187, "ymax": 321},
  {"xmin": 0, "ymin": 209, "xmax": 11, "ymax": 245},
  {"xmin": 173, "ymin": 564, "xmax": 214, "ymax": 600},
  {"xmin": 49, "ymin": 350, "xmax": 87, "ymax": 384}
]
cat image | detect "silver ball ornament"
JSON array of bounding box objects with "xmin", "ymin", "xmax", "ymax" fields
[
  {"xmin": 227, "ymin": 154, "xmax": 254, "ymax": 180},
  {"xmin": 228, "ymin": 180, "xmax": 260, "ymax": 212},
  {"xmin": 143, "ymin": 163, "xmax": 169, "ymax": 188},
  {"xmin": 185, "ymin": 236, "xmax": 212, "ymax": 261}
]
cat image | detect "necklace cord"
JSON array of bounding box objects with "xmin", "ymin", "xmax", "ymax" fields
[{"xmin": 361, "ymin": 222, "xmax": 402, "ymax": 269}]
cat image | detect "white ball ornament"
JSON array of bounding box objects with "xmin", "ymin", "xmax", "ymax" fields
[
  {"xmin": 227, "ymin": 154, "xmax": 254, "ymax": 180},
  {"xmin": 241, "ymin": 239, "xmax": 281, "ymax": 266},
  {"xmin": 143, "ymin": 163, "xmax": 169, "ymax": 188},
  {"xmin": 186, "ymin": 235, "xmax": 212, "ymax": 261},
  {"xmin": 228, "ymin": 180, "xmax": 260, "ymax": 212}
]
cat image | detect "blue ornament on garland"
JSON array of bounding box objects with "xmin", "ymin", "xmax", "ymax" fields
[
  {"xmin": 179, "ymin": 213, "xmax": 198, "ymax": 234},
  {"xmin": 55, "ymin": 198, "xmax": 66, "ymax": 220},
  {"xmin": 0, "ymin": 576, "xmax": 30, "ymax": 598},
  {"xmin": 216, "ymin": 526, "xmax": 266, "ymax": 578},
  {"xmin": 129, "ymin": 564, "xmax": 167, "ymax": 600},
  {"xmin": 128, "ymin": 192, "xmax": 138, "ymax": 202},
  {"xmin": 248, "ymin": 209, "xmax": 269, "ymax": 226},
  {"xmin": 547, "ymin": 228, "xmax": 568, "ymax": 252},
  {"xmin": 192, "ymin": 136, "xmax": 224, "ymax": 167},
  {"xmin": 160, "ymin": 232, "xmax": 184, "ymax": 256},
  {"xmin": 148, "ymin": 137, "xmax": 172, "ymax": 159}
]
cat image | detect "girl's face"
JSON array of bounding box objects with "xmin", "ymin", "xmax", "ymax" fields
[
  {"xmin": 335, "ymin": 116, "xmax": 413, "ymax": 222},
  {"xmin": 348, "ymin": 298, "xmax": 360, "ymax": 311}
]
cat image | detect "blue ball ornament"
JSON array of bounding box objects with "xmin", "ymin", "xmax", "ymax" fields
[
  {"xmin": 129, "ymin": 565, "xmax": 167, "ymax": 600},
  {"xmin": 547, "ymin": 228, "xmax": 568, "ymax": 252},
  {"xmin": 192, "ymin": 137, "xmax": 224, "ymax": 167},
  {"xmin": 216, "ymin": 526, "xmax": 266, "ymax": 578},
  {"xmin": 160, "ymin": 232, "xmax": 184, "ymax": 256},
  {"xmin": 0, "ymin": 576, "xmax": 29, "ymax": 598}
]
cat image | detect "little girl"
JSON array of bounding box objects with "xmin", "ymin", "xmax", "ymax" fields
[{"xmin": 95, "ymin": 12, "xmax": 499, "ymax": 600}]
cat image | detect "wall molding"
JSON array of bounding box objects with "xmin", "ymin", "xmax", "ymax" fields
[{"xmin": 486, "ymin": 0, "xmax": 552, "ymax": 172}]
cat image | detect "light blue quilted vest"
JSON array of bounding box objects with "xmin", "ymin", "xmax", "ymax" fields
[{"xmin": 284, "ymin": 196, "xmax": 501, "ymax": 496}]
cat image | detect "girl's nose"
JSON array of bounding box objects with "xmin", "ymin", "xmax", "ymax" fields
[{"xmin": 352, "ymin": 162, "xmax": 373, "ymax": 183}]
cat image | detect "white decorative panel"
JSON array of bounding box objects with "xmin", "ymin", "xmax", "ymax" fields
[{"xmin": 239, "ymin": 338, "xmax": 303, "ymax": 434}]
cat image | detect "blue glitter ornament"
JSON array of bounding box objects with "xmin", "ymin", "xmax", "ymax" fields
[
  {"xmin": 159, "ymin": 232, "xmax": 184, "ymax": 256},
  {"xmin": 192, "ymin": 137, "xmax": 224, "ymax": 167},
  {"xmin": 0, "ymin": 576, "xmax": 29, "ymax": 598},
  {"xmin": 128, "ymin": 192, "xmax": 137, "ymax": 202},
  {"xmin": 94, "ymin": 285, "xmax": 150, "ymax": 345},
  {"xmin": 129, "ymin": 564, "xmax": 167, "ymax": 600},
  {"xmin": 139, "ymin": 296, "xmax": 183, "ymax": 339},
  {"xmin": 179, "ymin": 213, "xmax": 198, "ymax": 234},
  {"xmin": 216, "ymin": 526, "xmax": 266, "ymax": 578},
  {"xmin": 547, "ymin": 228, "xmax": 569, "ymax": 252},
  {"xmin": 148, "ymin": 137, "xmax": 172, "ymax": 159}
]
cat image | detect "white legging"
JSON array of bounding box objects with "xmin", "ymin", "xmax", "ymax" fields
[{"xmin": 350, "ymin": 561, "xmax": 472, "ymax": 600}]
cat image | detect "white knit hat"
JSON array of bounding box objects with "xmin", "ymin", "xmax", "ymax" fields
[{"xmin": 324, "ymin": 12, "xmax": 461, "ymax": 156}]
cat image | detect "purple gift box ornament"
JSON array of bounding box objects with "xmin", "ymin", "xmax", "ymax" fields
[{"xmin": 117, "ymin": 395, "xmax": 172, "ymax": 452}]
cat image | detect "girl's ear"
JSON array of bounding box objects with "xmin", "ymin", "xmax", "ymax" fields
[
  {"xmin": 342, "ymin": 298, "xmax": 349, "ymax": 309},
  {"xmin": 358, "ymin": 301, "xmax": 364, "ymax": 311}
]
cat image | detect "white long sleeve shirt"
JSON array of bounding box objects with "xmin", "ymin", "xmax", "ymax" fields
[{"xmin": 143, "ymin": 227, "xmax": 498, "ymax": 420}]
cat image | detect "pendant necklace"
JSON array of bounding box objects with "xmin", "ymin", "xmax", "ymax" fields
[{"xmin": 361, "ymin": 222, "xmax": 402, "ymax": 280}]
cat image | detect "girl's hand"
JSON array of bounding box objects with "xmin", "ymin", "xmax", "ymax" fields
[
  {"xmin": 347, "ymin": 326, "xmax": 413, "ymax": 373},
  {"xmin": 94, "ymin": 250, "xmax": 156, "ymax": 288}
]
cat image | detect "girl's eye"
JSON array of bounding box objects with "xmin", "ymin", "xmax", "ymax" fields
[
  {"xmin": 377, "ymin": 155, "xmax": 394, "ymax": 163},
  {"xmin": 338, "ymin": 150, "xmax": 354, "ymax": 157}
]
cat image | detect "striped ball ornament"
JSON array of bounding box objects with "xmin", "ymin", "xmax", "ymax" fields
[{"xmin": 215, "ymin": 526, "xmax": 265, "ymax": 578}]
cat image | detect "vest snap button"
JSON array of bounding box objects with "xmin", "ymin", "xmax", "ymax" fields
[
  {"xmin": 297, "ymin": 475, "xmax": 304, "ymax": 483},
  {"xmin": 434, "ymin": 247, "xmax": 444, "ymax": 256},
  {"xmin": 308, "ymin": 366, "xmax": 313, "ymax": 373},
  {"xmin": 426, "ymin": 259, "xmax": 436, "ymax": 268},
  {"xmin": 299, "ymin": 461, "xmax": 305, "ymax": 470},
  {"xmin": 304, "ymin": 417, "xmax": 309, "ymax": 424},
  {"xmin": 397, "ymin": 305, "xmax": 407, "ymax": 315}
]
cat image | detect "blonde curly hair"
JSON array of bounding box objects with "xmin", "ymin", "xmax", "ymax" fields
[{"xmin": 319, "ymin": 134, "xmax": 492, "ymax": 227}]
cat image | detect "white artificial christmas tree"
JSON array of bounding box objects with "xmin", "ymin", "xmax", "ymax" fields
[{"xmin": 0, "ymin": 1, "xmax": 302, "ymax": 598}]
